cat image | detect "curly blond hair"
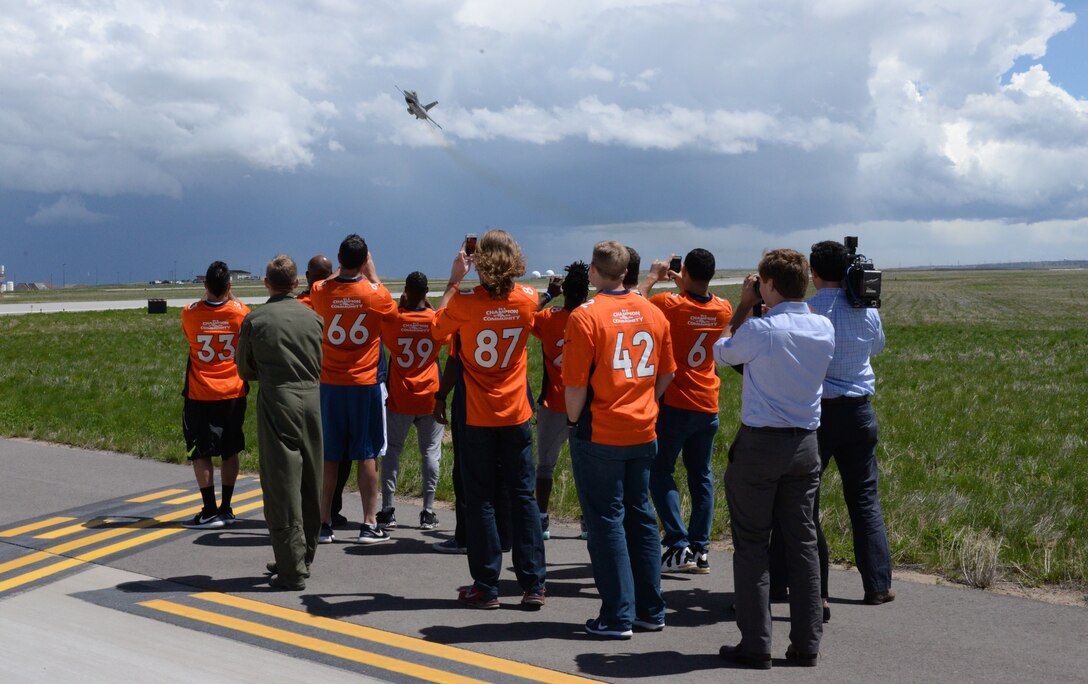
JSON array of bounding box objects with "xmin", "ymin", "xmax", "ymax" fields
[{"xmin": 474, "ymin": 229, "xmax": 526, "ymax": 299}]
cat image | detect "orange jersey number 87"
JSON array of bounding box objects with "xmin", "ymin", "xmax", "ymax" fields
[{"xmin": 474, "ymin": 328, "xmax": 524, "ymax": 369}]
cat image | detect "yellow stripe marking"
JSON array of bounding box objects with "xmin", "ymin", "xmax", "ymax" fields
[
  {"xmin": 34, "ymin": 517, "xmax": 113, "ymax": 540},
  {"xmin": 140, "ymin": 600, "xmax": 488, "ymax": 684},
  {"xmin": 162, "ymin": 492, "xmax": 204, "ymax": 505},
  {"xmin": 196, "ymin": 593, "xmax": 600, "ymax": 684},
  {"xmin": 127, "ymin": 488, "xmax": 188, "ymax": 503},
  {"xmin": 0, "ymin": 517, "xmax": 76, "ymax": 538},
  {"xmin": 0, "ymin": 501, "xmax": 264, "ymax": 593}
]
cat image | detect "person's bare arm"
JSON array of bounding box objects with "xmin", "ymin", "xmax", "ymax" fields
[
  {"xmin": 565, "ymin": 386, "xmax": 589, "ymax": 425},
  {"xmin": 432, "ymin": 354, "xmax": 461, "ymax": 425}
]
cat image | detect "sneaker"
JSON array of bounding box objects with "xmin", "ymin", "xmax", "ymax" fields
[
  {"xmin": 458, "ymin": 585, "xmax": 499, "ymax": 609},
  {"xmin": 318, "ymin": 523, "xmax": 334, "ymax": 544},
  {"xmin": 633, "ymin": 618, "xmax": 665, "ymax": 632},
  {"xmin": 692, "ymin": 550, "xmax": 710, "ymax": 574},
  {"xmin": 419, "ymin": 509, "xmax": 440, "ymax": 530},
  {"xmin": 661, "ymin": 546, "xmax": 695, "ymax": 573},
  {"xmin": 357, "ymin": 522, "xmax": 391, "ymax": 544},
  {"xmin": 578, "ymin": 516, "xmax": 589, "ymax": 540},
  {"xmin": 432, "ymin": 538, "xmax": 467, "ymax": 554},
  {"xmin": 217, "ymin": 507, "xmax": 236, "ymax": 526},
  {"xmin": 584, "ymin": 618, "xmax": 632, "ymax": 639},
  {"xmin": 521, "ymin": 586, "xmax": 546, "ymax": 610},
  {"xmin": 540, "ymin": 513, "xmax": 550, "ymax": 540},
  {"xmin": 331, "ymin": 513, "xmax": 349, "ymax": 528},
  {"xmin": 376, "ymin": 508, "xmax": 397, "ymax": 529},
  {"xmin": 183, "ymin": 511, "xmax": 225, "ymax": 529}
]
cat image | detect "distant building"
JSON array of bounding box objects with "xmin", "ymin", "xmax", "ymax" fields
[
  {"xmin": 15, "ymin": 283, "xmax": 52, "ymax": 292},
  {"xmin": 229, "ymin": 270, "xmax": 254, "ymax": 281}
]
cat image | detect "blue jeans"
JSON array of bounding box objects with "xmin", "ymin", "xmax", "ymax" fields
[
  {"xmin": 459, "ymin": 422, "xmax": 546, "ymax": 597},
  {"xmin": 649, "ymin": 404, "xmax": 719, "ymax": 553},
  {"xmin": 570, "ymin": 435, "xmax": 665, "ymax": 630}
]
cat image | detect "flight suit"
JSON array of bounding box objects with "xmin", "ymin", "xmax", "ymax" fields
[{"xmin": 236, "ymin": 294, "xmax": 324, "ymax": 582}]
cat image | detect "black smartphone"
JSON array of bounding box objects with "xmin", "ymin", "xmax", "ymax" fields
[
  {"xmin": 669, "ymin": 256, "xmax": 682, "ymax": 273},
  {"xmin": 464, "ymin": 234, "xmax": 477, "ymax": 256}
]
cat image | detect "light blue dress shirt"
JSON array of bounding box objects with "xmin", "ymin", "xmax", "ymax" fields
[
  {"xmin": 808, "ymin": 288, "xmax": 884, "ymax": 398},
  {"xmin": 713, "ymin": 301, "xmax": 835, "ymax": 430}
]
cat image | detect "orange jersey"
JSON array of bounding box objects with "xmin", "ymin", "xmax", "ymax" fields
[
  {"xmin": 381, "ymin": 307, "xmax": 448, "ymax": 415},
  {"xmin": 432, "ymin": 284, "xmax": 537, "ymax": 427},
  {"xmin": 562, "ymin": 291, "xmax": 676, "ymax": 446},
  {"xmin": 531, "ymin": 306, "xmax": 572, "ymax": 412},
  {"xmin": 310, "ymin": 276, "xmax": 396, "ymax": 385},
  {"xmin": 296, "ymin": 289, "xmax": 313, "ymax": 310},
  {"xmin": 649, "ymin": 292, "xmax": 733, "ymax": 413},
  {"xmin": 181, "ymin": 299, "xmax": 251, "ymax": 401}
]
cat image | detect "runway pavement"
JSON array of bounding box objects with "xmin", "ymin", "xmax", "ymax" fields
[{"xmin": 1, "ymin": 438, "xmax": 1084, "ymax": 683}]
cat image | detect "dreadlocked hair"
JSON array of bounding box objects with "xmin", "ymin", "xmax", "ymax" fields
[{"xmin": 562, "ymin": 260, "xmax": 590, "ymax": 310}]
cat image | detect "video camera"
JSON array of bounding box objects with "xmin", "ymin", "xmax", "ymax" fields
[{"xmin": 844, "ymin": 236, "xmax": 881, "ymax": 308}]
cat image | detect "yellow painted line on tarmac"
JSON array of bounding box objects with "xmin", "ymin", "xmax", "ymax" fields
[
  {"xmin": 127, "ymin": 488, "xmax": 188, "ymax": 503},
  {"xmin": 161, "ymin": 492, "xmax": 204, "ymax": 505},
  {"xmin": 34, "ymin": 517, "xmax": 114, "ymax": 540},
  {"xmin": 140, "ymin": 599, "xmax": 489, "ymax": 684},
  {"xmin": 0, "ymin": 500, "xmax": 265, "ymax": 594},
  {"xmin": 0, "ymin": 517, "xmax": 76, "ymax": 538},
  {"xmin": 195, "ymin": 593, "xmax": 601, "ymax": 684}
]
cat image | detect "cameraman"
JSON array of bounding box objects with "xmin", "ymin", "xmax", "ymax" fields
[{"xmin": 772, "ymin": 240, "xmax": 893, "ymax": 609}]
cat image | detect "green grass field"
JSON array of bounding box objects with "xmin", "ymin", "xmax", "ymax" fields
[{"xmin": 1, "ymin": 269, "xmax": 1084, "ymax": 588}]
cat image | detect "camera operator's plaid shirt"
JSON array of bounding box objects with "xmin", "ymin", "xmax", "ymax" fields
[{"xmin": 809, "ymin": 288, "xmax": 885, "ymax": 398}]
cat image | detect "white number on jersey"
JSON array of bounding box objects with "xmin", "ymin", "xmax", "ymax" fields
[
  {"xmin": 612, "ymin": 330, "xmax": 655, "ymax": 378},
  {"xmin": 396, "ymin": 337, "xmax": 436, "ymax": 369},
  {"xmin": 474, "ymin": 328, "xmax": 524, "ymax": 369},
  {"xmin": 196, "ymin": 334, "xmax": 237, "ymax": 362},
  {"xmin": 686, "ymin": 331, "xmax": 709, "ymax": 367},
  {"xmin": 327, "ymin": 313, "xmax": 369, "ymax": 346}
]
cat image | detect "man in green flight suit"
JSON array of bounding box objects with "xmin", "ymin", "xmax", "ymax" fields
[{"xmin": 236, "ymin": 254, "xmax": 325, "ymax": 590}]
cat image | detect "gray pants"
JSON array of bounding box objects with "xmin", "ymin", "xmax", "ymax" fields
[
  {"xmin": 535, "ymin": 404, "xmax": 568, "ymax": 480},
  {"xmin": 381, "ymin": 410, "xmax": 444, "ymax": 511},
  {"xmin": 725, "ymin": 426, "xmax": 822, "ymax": 655}
]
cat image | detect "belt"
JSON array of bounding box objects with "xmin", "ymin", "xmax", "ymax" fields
[
  {"xmin": 741, "ymin": 425, "xmax": 815, "ymax": 435},
  {"xmin": 822, "ymin": 395, "xmax": 870, "ymax": 405}
]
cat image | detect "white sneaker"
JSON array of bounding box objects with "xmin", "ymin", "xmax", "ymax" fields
[{"xmin": 661, "ymin": 546, "xmax": 695, "ymax": 573}]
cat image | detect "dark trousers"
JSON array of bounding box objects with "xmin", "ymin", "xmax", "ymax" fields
[
  {"xmin": 460, "ymin": 422, "xmax": 546, "ymax": 596},
  {"xmin": 769, "ymin": 400, "xmax": 892, "ymax": 596},
  {"xmin": 725, "ymin": 426, "xmax": 822, "ymax": 655},
  {"xmin": 451, "ymin": 400, "xmax": 511, "ymax": 548}
]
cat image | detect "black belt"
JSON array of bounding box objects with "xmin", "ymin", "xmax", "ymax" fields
[
  {"xmin": 741, "ymin": 425, "xmax": 815, "ymax": 435},
  {"xmin": 822, "ymin": 395, "xmax": 870, "ymax": 405}
]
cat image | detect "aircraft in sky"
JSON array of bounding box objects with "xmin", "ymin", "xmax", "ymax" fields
[{"xmin": 395, "ymin": 86, "xmax": 442, "ymax": 129}]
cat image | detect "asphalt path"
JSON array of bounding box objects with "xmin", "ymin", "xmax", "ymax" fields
[{"xmin": 2, "ymin": 438, "xmax": 1084, "ymax": 683}]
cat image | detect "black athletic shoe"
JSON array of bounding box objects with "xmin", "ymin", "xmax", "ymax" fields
[
  {"xmin": 357, "ymin": 522, "xmax": 391, "ymax": 544},
  {"xmin": 376, "ymin": 508, "xmax": 397, "ymax": 529},
  {"xmin": 318, "ymin": 523, "xmax": 334, "ymax": 544},
  {"xmin": 419, "ymin": 509, "xmax": 439, "ymax": 530},
  {"xmin": 183, "ymin": 511, "xmax": 225, "ymax": 530},
  {"xmin": 217, "ymin": 507, "xmax": 236, "ymax": 526}
]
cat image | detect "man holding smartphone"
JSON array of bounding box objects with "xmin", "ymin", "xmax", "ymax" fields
[{"xmin": 639, "ymin": 249, "xmax": 732, "ymax": 574}]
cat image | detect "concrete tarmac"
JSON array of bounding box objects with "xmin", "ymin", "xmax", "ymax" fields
[{"xmin": 1, "ymin": 438, "xmax": 1085, "ymax": 683}]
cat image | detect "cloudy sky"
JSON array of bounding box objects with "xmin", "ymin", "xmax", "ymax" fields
[{"xmin": 2, "ymin": 0, "xmax": 1087, "ymax": 284}]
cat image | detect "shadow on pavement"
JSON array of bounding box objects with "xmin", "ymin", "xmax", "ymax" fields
[
  {"xmin": 421, "ymin": 619, "xmax": 587, "ymax": 644},
  {"xmin": 576, "ymin": 650, "xmax": 723, "ymax": 678}
]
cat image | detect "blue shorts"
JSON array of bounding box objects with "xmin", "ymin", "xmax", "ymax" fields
[{"xmin": 320, "ymin": 383, "xmax": 385, "ymax": 462}]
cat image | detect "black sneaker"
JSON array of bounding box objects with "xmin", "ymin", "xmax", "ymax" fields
[
  {"xmin": 419, "ymin": 509, "xmax": 439, "ymax": 530},
  {"xmin": 661, "ymin": 546, "xmax": 695, "ymax": 573},
  {"xmin": 584, "ymin": 618, "xmax": 632, "ymax": 639},
  {"xmin": 578, "ymin": 516, "xmax": 589, "ymax": 540},
  {"xmin": 540, "ymin": 513, "xmax": 550, "ymax": 540},
  {"xmin": 376, "ymin": 508, "xmax": 397, "ymax": 529},
  {"xmin": 318, "ymin": 523, "xmax": 334, "ymax": 544},
  {"xmin": 217, "ymin": 507, "xmax": 236, "ymax": 526},
  {"xmin": 183, "ymin": 511, "xmax": 225, "ymax": 529},
  {"xmin": 432, "ymin": 538, "xmax": 467, "ymax": 554},
  {"xmin": 357, "ymin": 522, "xmax": 391, "ymax": 544},
  {"xmin": 692, "ymin": 550, "xmax": 710, "ymax": 574}
]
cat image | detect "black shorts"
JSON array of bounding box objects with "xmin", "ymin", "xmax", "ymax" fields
[{"xmin": 182, "ymin": 397, "xmax": 247, "ymax": 460}]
